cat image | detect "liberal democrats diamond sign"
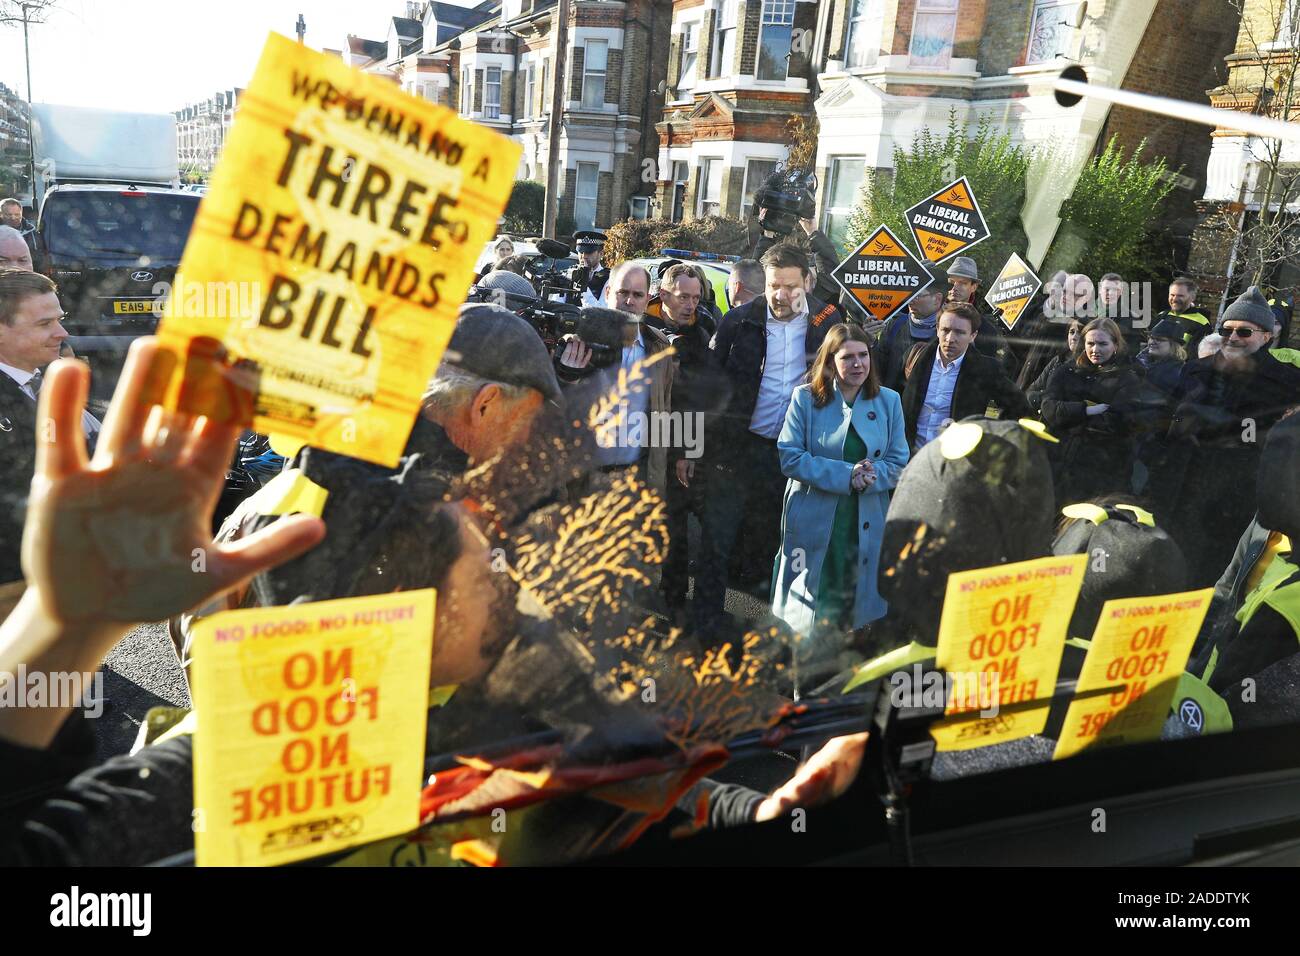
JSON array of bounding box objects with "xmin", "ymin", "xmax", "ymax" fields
[
  {"xmin": 832, "ymin": 224, "xmax": 933, "ymax": 323},
  {"xmin": 904, "ymin": 177, "xmax": 989, "ymax": 264},
  {"xmin": 985, "ymin": 253, "xmax": 1042, "ymax": 332}
]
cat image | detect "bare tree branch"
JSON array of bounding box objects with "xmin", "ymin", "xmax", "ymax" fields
[{"xmin": 0, "ymin": 1, "xmax": 57, "ymax": 26}]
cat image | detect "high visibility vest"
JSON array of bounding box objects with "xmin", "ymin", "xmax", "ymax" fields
[
  {"xmin": 1270, "ymin": 347, "xmax": 1300, "ymax": 369},
  {"xmin": 1167, "ymin": 309, "xmax": 1210, "ymax": 345},
  {"xmin": 1236, "ymin": 553, "xmax": 1300, "ymax": 637},
  {"xmin": 1201, "ymin": 543, "xmax": 1299, "ymax": 685},
  {"xmin": 843, "ymin": 641, "xmax": 936, "ymax": 691}
]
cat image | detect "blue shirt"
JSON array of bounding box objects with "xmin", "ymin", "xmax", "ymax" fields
[
  {"xmin": 749, "ymin": 304, "xmax": 810, "ymax": 439},
  {"xmin": 915, "ymin": 349, "xmax": 965, "ymax": 448}
]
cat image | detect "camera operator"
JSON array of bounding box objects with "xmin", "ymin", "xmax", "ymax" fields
[
  {"xmin": 752, "ymin": 169, "xmax": 849, "ymax": 322},
  {"xmin": 554, "ymin": 287, "xmax": 673, "ymax": 489}
]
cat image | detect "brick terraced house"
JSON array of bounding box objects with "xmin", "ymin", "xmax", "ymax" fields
[
  {"xmin": 658, "ymin": 0, "xmax": 1233, "ymax": 268},
  {"xmin": 341, "ymin": 0, "xmax": 672, "ymax": 232}
]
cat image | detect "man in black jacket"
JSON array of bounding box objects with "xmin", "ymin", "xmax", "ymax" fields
[
  {"xmin": 694, "ymin": 243, "xmax": 841, "ymax": 637},
  {"xmin": 1155, "ymin": 287, "xmax": 1300, "ymax": 585},
  {"xmin": 643, "ymin": 263, "xmax": 719, "ymax": 624},
  {"xmin": 0, "ymin": 271, "xmax": 101, "ymax": 585},
  {"xmin": 901, "ymin": 302, "xmax": 1031, "ymax": 451}
]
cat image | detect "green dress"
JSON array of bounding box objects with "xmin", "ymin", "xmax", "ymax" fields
[{"xmin": 814, "ymin": 394, "xmax": 867, "ymax": 637}]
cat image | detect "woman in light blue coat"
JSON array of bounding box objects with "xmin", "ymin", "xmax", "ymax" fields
[{"xmin": 771, "ymin": 323, "xmax": 910, "ymax": 672}]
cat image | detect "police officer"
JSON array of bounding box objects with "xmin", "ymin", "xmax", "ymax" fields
[{"xmin": 572, "ymin": 230, "xmax": 610, "ymax": 307}]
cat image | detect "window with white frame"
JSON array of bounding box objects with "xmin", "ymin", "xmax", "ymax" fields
[
  {"xmin": 485, "ymin": 66, "xmax": 502, "ymax": 119},
  {"xmin": 574, "ymin": 162, "xmax": 600, "ymax": 230},
  {"xmin": 697, "ymin": 158, "xmax": 723, "ymax": 217},
  {"xmin": 742, "ymin": 159, "xmax": 779, "ymax": 217},
  {"xmin": 671, "ymin": 160, "xmax": 689, "ymax": 223},
  {"xmin": 822, "ymin": 157, "xmax": 866, "ymax": 252},
  {"xmin": 1026, "ymin": 0, "xmax": 1080, "ymax": 63},
  {"xmin": 845, "ymin": 0, "xmax": 883, "ymax": 69},
  {"xmin": 461, "ymin": 68, "xmax": 471, "ymax": 114},
  {"xmin": 542, "ymin": 59, "xmax": 550, "ymax": 113},
  {"xmin": 756, "ymin": 0, "xmax": 795, "ymax": 81},
  {"xmin": 909, "ymin": 0, "xmax": 959, "ymax": 69},
  {"xmin": 679, "ymin": 23, "xmax": 699, "ymax": 91},
  {"xmin": 582, "ymin": 39, "xmax": 608, "ymax": 109},
  {"xmin": 524, "ymin": 63, "xmax": 536, "ymax": 118},
  {"xmin": 711, "ymin": 0, "xmax": 738, "ymax": 77},
  {"xmin": 1267, "ymin": 0, "xmax": 1299, "ymax": 48}
]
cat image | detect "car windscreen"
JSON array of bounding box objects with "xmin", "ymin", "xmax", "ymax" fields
[{"xmin": 41, "ymin": 192, "xmax": 199, "ymax": 261}]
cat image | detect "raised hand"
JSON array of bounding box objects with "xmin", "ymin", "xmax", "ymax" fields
[{"xmin": 21, "ymin": 338, "xmax": 325, "ymax": 626}]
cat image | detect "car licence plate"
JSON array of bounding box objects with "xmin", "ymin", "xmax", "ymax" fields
[{"xmin": 112, "ymin": 300, "xmax": 155, "ymax": 314}]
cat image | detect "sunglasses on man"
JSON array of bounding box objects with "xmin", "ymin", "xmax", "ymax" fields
[{"xmin": 1217, "ymin": 325, "xmax": 1262, "ymax": 339}]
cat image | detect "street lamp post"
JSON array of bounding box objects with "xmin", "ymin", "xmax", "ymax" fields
[{"xmin": 21, "ymin": 2, "xmax": 37, "ymax": 217}]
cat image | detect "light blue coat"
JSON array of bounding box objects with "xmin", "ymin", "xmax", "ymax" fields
[{"xmin": 771, "ymin": 381, "xmax": 910, "ymax": 637}]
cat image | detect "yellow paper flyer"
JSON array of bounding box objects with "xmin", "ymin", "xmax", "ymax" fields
[
  {"xmin": 191, "ymin": 590, "xmax": 436, "ymax": 866},
  {"xmin": 1053, "ymin": 588, "xmax": 1213, "ymax": 760},
  {"xmin": 930, "ymin": 554, "xmax": 1087, "ymax": 751},
  {"xmin": 156, "ymin": 32, "xmax": 521, "ymax": 466}
]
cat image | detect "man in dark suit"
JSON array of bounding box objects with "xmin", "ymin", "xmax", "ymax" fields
[
  {"xmin": 693, "ymin": 242, "xmax": 841, "ymax": 637},
  {"xmin": 0, "ymin": 270, "xmax": 99, "ymax": 583},
  {"xmin": 901, "ymin": 302, "xmax": 1031, "ymax": 451}
]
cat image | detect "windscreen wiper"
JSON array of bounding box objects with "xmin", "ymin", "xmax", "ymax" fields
[{"xmin": 862, "ymin": 673, "xmax": 1128, "ymax": 866}]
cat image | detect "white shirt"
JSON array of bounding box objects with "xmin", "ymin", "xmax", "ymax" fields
[
  {"xmin": 915, "ymin": 348, "xmax": 966, "ymax": 448},
  {"xmin": 0, "ymin": 359, "xmax": 102, "ymax": 440},
  {"xmin": 749, "ymin": 305, "xmax": 809, "ymax": 439}
]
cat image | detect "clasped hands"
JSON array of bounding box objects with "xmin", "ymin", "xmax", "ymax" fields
[{"xmin": 850, "ymin": 458, "xmax": 876, "ymax": 492}]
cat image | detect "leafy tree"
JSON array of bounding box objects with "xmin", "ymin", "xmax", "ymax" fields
[
  {"xmin": 502, "ymin": 180, "xmax": 545, "ymax": 234},
  {"xmin": 847, "ymin": 113, "xmax": 1176, "ymax": 288},
  {"xmin": 1041, "ymin": 137, "xmax": 1176, "ymax": 282},
  {"xmin": 846, "ymin": 112, "xmax": 1031, "ymax": 285}
]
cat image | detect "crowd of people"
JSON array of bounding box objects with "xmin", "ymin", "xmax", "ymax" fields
[{"xmin": 2, "ymin": 217, "xmax": 1300, "ymax": 865}]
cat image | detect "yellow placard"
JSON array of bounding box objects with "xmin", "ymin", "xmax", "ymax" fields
[
  {"xmin": 930, "ymin": 554, "xmax": 1087, "ymax": 751},
  {"xmin": 191, "ymin": 590, "xmax": 436, "ymax": 866},
  {"xmin": 156, "ymin": 33, "xmax": 521, "ymax": 467},
  {"xmin": 1053, "ymin": 588, "xmax": 1213, "ymax": 760}
]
